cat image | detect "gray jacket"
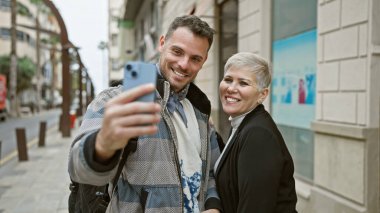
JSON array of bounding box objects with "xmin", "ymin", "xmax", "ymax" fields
[{"xmin": 68, "ymin": 77, "xmax": 221, "ymax": 212}]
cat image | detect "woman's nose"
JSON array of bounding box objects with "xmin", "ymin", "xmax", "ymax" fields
[{"xmin": 227, "ymin": 84, "xmax": 237, "ymax": 93}]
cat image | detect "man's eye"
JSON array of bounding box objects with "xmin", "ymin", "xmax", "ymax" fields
[
  {"xmin": 173, "ymin": 49, "xmax": 181, "ymax": 55},
  {"xmin": 192, "ymin": 57, "xmax": 201, "ymax": 63}
]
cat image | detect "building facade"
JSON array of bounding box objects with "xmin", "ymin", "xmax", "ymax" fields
[
  {"xmin": 0, "ymin": 0, "xmax": 61, "ymax": 110},
  {"xmin": 108, "ymin": 0, "xmax": 125, "ymax": 84},
  {"xmin": 110, "ymin": 0, "xmax": 380, "ymax": 212}
]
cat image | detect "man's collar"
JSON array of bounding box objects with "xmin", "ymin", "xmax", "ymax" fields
[{"xmin": 172, "ymin": 84, "xmax": 189, "ymax": 101}]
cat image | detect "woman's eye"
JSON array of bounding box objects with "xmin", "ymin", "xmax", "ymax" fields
[
  {"xmin": 240, "ymin": 82, "xmax": 249, "ymax": 86},
  {"xmin": 223, "ymin": 78, "xmax": 232, "ymax": 83}
]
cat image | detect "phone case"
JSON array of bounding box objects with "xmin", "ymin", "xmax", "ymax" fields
[{"xmin": 123, "ymin": 62, "xmax": 157, "ymax": 102}]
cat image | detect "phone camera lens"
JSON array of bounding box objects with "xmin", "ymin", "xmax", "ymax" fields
[
  {"xmin": 126, "ymin": 64, "xmax": 132, "ymax": 70},
  {"xmin": 131, "ymin": 70, "xmax": 138, "ymax": 78}
]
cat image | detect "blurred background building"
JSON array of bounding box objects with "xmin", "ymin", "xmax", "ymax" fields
[
  {"xmin": 108, "ymin": 0, "xmax": 379, "ymax": 212},
  {"xmin": 0, "ymin": 0, "xmax": 97, "ymax": 137},
  {"xmin": 0, "ymin": 0, "xmax": 62, "ymax": 112}
]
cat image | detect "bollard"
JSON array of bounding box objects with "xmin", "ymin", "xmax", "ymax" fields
[
  {"xmin": 59, "ymin": 114, "xmax": 62, "ymax": 132},
  {"xmin": 38, "ymin": 121, "xmax": 47, "ymax": 147},
  {"xmin": 16, "ymin": 128, "xmax": 28, "ymax": 161}
]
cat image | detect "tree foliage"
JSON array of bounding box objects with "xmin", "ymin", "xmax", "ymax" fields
[
  {"xmin": 40, "ymin": 35, "xmax": 60, "ymax": 46},
  {"xmin": 17, "ymin": 2, "xmax": 33, "ymax": 18},
  {"xmin": 29, "ymin": 0, "xmax": 50, "ymax": 14},
  {"xmin": 0, "ymin": 55, "xmax": 36, "ymax": 94}
]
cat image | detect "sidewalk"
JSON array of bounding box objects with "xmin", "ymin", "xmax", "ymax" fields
[{"xmin": 0, "ymin": 127, "xmax": 76, "ymax": 213}]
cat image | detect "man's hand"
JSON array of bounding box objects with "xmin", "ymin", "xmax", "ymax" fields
[
  {"xmin": 202, "ymin": 209, "xmax": 221, "ymax": 213},
  {"xmin": 95, "ymin": 84, "xmax": 161, "ymax": 161}
]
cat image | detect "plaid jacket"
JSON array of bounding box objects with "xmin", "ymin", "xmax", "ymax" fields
[{"xmin": 68, "ymin": 77, "xmax": 221, "ymax": 212}]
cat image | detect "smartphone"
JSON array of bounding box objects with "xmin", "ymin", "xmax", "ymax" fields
[{"xmin": 123, "ymin": 61, "xmax": 157, "ymax": 102}]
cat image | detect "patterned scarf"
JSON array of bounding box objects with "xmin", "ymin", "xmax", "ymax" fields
[{"xmin": 166, "ymin": 84, "xmax": 189, "ymax": 128}]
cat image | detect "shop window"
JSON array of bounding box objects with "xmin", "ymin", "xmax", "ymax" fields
[
  {"xmin": 111, "ymin": 33, "xmax": 118, "ymax": 46},
  {"xmin": 111, "ymin": 58, "xmax": 119, "ymax": 71},
  {"xmin": 138, "ymin": 19, "xmax": 145, "ymax": 61},
  {"xmin": 0, "ymin": 0, "xmax": 10, "ymax": 10},
  {"xmin": 16, "ymin": 30, "xmax": 24, "ymax": 41},
  {"xmin": 271, "ymin": 0, "xmax": 317, "ymax": 181},
  {"xmin": 0, "ymin": 28, "xmax": 29, "ymax": 42},
  {"xmin": 0, "ymin": 27, "xmax": 10, "ymax": 39}
]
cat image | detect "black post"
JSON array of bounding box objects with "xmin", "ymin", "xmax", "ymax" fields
[
  {"xmin": 38, "ymin": 121, "xmax": 47, "ymax": 147},
  {"xmin": 59, "ymin": 114, "xmax": 63, "ymax": 132},
  {"xmin": 16, "ymin": 128, "xmax": 28, "ymax": 161}
]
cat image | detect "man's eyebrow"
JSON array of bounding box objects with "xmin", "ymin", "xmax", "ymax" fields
[
  {"xmin": 170, "ymin": 45, "xmax": 183, "ymax": 50},
  {"xmin": 170, "ymin": 45, "xmax": 205, "ymax": 60}
]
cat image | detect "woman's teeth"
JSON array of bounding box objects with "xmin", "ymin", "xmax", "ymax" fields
[{"xmin": 226, "ymin": 97, "xmax": 238, "ymax": 102}]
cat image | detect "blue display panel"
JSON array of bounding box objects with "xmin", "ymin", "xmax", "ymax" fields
[{"xmin": 272, "ymin": 29, "xmax": 316, "ymax": 129}]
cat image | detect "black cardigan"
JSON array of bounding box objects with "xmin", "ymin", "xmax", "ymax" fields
[{"xmin": 215, "ymin": 104, "xmax": 297, "ymax": 213}]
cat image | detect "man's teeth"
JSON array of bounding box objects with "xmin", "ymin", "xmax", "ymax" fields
[
  {"xmin": 226, "ymin": 97, "xmax": 238, "ymax": 102},
  {"xmin": 174, "ymin": 70, "xmax": 186, "ymax": 77}
]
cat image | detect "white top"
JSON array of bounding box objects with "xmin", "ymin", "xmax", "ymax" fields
[{"xmin": 214, "ymin": 109, "xmax": 254, "ymax": 173}]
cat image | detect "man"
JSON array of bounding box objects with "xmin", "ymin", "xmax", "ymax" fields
[{"xmin": 69, "ymin": 15, "xmax": 222, "ymax": 213}]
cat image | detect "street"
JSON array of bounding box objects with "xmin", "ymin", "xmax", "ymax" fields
[
  {"xmin": 0, "ymin": 109, "xmax": 60, "ymax": 165},
  {"xmin": 0, "ymin": 121, "xmax": 74, "ymax": 212}
]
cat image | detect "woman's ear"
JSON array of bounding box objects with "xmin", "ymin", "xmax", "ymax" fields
[{"xmin": 258, "ymin": 88, "xmax": 269, "ymax": 104}]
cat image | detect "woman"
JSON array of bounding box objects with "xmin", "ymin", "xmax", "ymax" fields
[{"xmin": 215, "ymin": 52, "xmax": 297, "ymax": 213}]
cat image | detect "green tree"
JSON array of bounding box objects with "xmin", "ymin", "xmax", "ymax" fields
[
  {"xmin": 0, "ymin": 55, "xmax": 36, "ymax": 94},
  {"xmin": 17, "ymin": 2, "xmax": 33, "ymax": 17}
]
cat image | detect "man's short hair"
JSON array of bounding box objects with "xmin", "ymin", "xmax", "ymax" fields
[{"xmin": 165, "ymin": 15, "xmax": 215, "ymax": 50}]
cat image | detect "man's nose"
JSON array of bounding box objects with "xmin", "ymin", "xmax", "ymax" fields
[{"xmin": 178, "ymin": 56, "xmax": 190, "ymax": 70}]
